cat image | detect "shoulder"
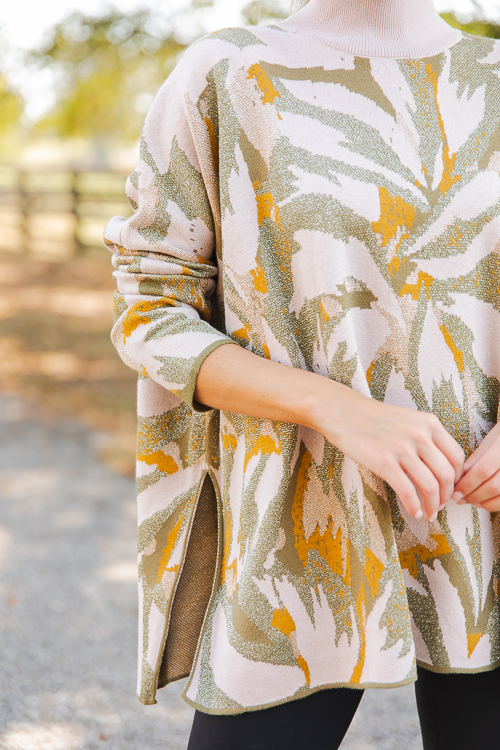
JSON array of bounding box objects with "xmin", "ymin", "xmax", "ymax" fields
[
  {"xmin": 200, "ymin": 24, "xmax": 287, "ymax": 53},
  {"xmin": 455, "ymin": 31, "xmax": 500, "ymax": 64},
  {"xmin": 141, "ymin": 25, "xmax": 289, "ymax": 156},
  {"xmin": 168, "ymin": 25, "xmax": 289, "ymax": 86},
  {"xmin": 447, "ymin": 33, "xmax": 500, "ymax": 91}
]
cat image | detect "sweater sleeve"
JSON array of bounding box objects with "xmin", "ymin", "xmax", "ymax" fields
[{"xmin": 104, "ymin": 43, "xmax": 234, "ymax": 412}]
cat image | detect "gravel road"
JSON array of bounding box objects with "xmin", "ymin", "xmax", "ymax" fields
[{"xmin": 0, "ymin": 392, "xmax": 423, "ymax": 750}]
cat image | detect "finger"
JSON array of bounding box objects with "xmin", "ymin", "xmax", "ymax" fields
[
  {"xmin": 480, "ymin": 496, "xmax": 500, "ymax": 513},
  {"xmin": 463, "ymin": 425, "xmax": 500, "ymax": 473},
  {"xmin": 430, "ymin": 420, "xmax": 466, "ymax": 484},
  {"xmin": 459, "ymin": 470, "xmax": 500, "ymax": 507},
  {"xmin": 417, "ymin": 441, "xmax": 456, "ymax": 506},
  {"xmin": 378, "ymin": 462, "xmax": 423, "ymax": 520},
  {"xmin": 400, "ymin": 454, "xmax": 440, "ymax": 521},
  {"xmin": 453, "ymin": 450, "xmax": 500, "ymax": 502}
]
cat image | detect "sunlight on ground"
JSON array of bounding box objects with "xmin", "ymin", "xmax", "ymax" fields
[
  {"xmin": 0, "ymin": 254, "xmax": 138, "ymax": 476},
  {"xmin": 99, "ymin": 559, "xmax": 138, "ymax": 582},
  {"xmin": 1, "ymin": 723, "xmax": 83, "ymax": 750},
  {"xmin": 0, "ymin": 467, "xmax": 62, "ymax": 499},
  {"xmin": 0, "ymin": 526, "xmax": 13, "ymax": 571}
]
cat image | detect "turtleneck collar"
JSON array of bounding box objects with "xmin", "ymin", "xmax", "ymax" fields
[{"xmin": 277, "ymin": 0, "xmax": 463, "ymax": 59}]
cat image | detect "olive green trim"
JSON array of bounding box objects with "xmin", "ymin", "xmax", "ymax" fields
[
  {"xmin": 181, "ymin": 673, "xmax": 418, "ymax": 716},
  {"xmin": 137, "ymin": 695, "xmax": 157, "ymax": 706},
  {"xmin": 136, "ymin": 468, "xmax": 223, "ymax": 705},
  {"xmin": 181, "ymin": 469, "xmax": 224, "ymax": 701},
  {"xmin": 158, "ymin": 671, "xmax": 190, "ymax": 690},
  {"xmin": 416, "ymin": 658, "xmax": 500, "ymax": 676},
  {"xmin": 145, "ymin": 470, "xmax": 209, "ymax": 705},
  {"xmin": 183, "ymin": 339, "xmax": 237, "ymax": 413}
]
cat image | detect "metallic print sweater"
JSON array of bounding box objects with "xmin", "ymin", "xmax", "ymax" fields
[{"xmin": 104, "ymin": 25, "xmax": 500, "ymax": 712}]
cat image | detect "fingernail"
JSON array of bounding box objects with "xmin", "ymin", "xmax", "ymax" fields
[
  {"xmin": 452, "ymin": 492, "xmax": 463, "ymax": 502},
  {"xmin": 414, "ymin": 509, "xmax": 423, "ymax": 520},
  {"xmin": 429, "ymin": 512, "xmax": 438, "ymax": 523},
  {"xmin": 457, "ymin": 499, "xmax": 467, "ymax": 506}
]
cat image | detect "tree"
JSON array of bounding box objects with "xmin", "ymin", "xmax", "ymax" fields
[
  {"xmin": 441, "ymin": 13, "xmax": 500, "ymax": 38},
  {"xmin": 27, "ymin": 1, "xmax": 296, "ymax": 154},
  {"xmin": 24, "ymin": 1, "xmax": 500, "ymax": 162},
  {"xmin": 28, "ymin": 10, "xmax": 188, "ymax": 158},
  {"xmin": 0, "ymin": 38, "xmax": 23, "ymax": 138},
  {"xmin": 0, "ymin": 75, "xmax": 22, "ymax": 137}
]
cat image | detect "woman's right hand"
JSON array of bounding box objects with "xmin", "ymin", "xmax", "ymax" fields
[
  {"xmin": 309, "ymin": 386, "xmax": 466, "ymax": 522},
  {"xmin": 194, "ymin": 344, "xmax": 466, "ymax": 522}
]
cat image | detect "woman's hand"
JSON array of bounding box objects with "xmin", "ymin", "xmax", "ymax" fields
[
  {"xmin": 451, "ymin": 423, "xmax": 500, "ymax": 512},
  {"xmin": 195, "ymin": 345, "xmax": 466, "ymax": 522},
  {"xmin": 309, "ymin": 389, "xmax": 465, "ymax": 522}
]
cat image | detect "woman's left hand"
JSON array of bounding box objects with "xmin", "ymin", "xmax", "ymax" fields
[{"xmin": 452, "ymin": 423, "xmax": 500, "ymax": 511}]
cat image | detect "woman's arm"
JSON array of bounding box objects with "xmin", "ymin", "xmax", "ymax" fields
[{"xmin": 195, "ymin": 344, "xmax": 465, "ymax": 522}]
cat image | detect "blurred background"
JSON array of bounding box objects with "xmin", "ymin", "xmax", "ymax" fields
[
  {"xmin": 1, "ymin": 0, "xmax": 500, "ymax": 475},
  {"xmin": 0, "ymin": 1, "xmax": 500, "ymax": 749}
]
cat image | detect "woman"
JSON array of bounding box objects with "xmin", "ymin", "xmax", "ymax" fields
[{"xmin": 105, "ymin": 0, "xmax": 500, "ymax": 747}]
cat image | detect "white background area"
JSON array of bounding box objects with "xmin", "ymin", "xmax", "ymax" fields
[{"xmin": 4, "ymin": 0, "xmax": 500, "ymax": 51}]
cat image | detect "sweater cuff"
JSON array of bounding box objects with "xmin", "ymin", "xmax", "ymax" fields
[{"xmin": 177, "ymin": 338, "xmax": 236, "ymax": 413}]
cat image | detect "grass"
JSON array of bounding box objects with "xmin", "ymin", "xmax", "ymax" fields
[{"xmin": 0, "ymin": 249, "xmax": 138, "ymax": 476}]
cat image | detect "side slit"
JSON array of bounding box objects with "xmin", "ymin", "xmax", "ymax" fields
[{"xmin": 158, "ymin": 472, "xmax": 219, "ymax": 687}]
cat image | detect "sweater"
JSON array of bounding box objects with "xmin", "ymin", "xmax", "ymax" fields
[
  {"xmin": 104, "ymin": 21, "xmax": 500, "ymax": 713},
  {"xmin": 282, "ymin": 0, "xmax": 461, "ymax": 58}
]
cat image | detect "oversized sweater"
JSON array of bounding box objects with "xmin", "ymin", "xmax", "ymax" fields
[{"xmin": 104, "ymin": 24, "xmax": 500, "ymax": 713}]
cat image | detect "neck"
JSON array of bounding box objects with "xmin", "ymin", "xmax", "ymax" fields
[{"xmin": 279, "ymin": 0, "xmax": 462, "ymax": 58}]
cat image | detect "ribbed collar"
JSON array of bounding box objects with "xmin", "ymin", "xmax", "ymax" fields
[{"xmin": 277, "ymin": 0, "xmax": 463, "ymax": 59}]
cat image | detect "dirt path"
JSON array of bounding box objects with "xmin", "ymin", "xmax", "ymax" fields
[{"xmin": 0, "ymin": 393, "xmax": 422, "ymax": 750}]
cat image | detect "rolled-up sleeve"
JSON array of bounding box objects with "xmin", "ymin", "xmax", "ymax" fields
[{"xmin": 104, "ymin": 43, "xmax": 233, "ymax": 412}]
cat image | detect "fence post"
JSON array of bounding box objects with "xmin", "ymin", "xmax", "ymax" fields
[
  {"xmin": 72, "ymin": 170, "xmax": 83, "ymax": 255},
  {"xmin": 19, "ymin": 170, "xmax": 29, "ymax": 254}
]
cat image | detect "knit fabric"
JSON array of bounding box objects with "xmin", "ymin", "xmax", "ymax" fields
[
  {"xmin": 104, "ymin": 25, "xmax": 500, "ymax": 713},
  {"xmin": 280, "ymin": 0, "xmax": 461, "ymax": 58}
]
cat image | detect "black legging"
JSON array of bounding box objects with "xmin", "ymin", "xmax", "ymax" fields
[{"xmin": 187, "ymin": 666, "xmax": 500, "ymax": 750}]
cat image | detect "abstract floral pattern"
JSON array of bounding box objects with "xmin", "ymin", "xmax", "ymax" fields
[{"xmin": 105, "ymin": 26, "xmax": 500, "ymax": 711}]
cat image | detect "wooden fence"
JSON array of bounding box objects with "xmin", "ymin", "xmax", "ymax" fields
[{"xmin": 0, "ymin": 165, "xmax": 133, "ymax": 258}]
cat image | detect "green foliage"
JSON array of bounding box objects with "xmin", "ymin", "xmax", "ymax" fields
[
  {"xmin": 441, "ymin": 13, "xmax": 500, "ymax": 39},
  {"xmin": 0, "ymin": 75, "xmax": 22, "ymax": 136},
  {"xmin": 21, "ymin": 3, "xmax": 500, "ymax": 150},
  {"xmin": 0, "ymin": 37, "xmax": 23, "ymax": 136},
  {"xmin": 30, "ymin": 10, "xmax": 187, "ymax": 143}
]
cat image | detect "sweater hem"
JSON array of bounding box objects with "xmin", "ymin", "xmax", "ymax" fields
[
  {"xmin": 146, "ymin": 469, "xmax": 214, "ymax": 706},
  {"xmin": 416, "ymin": 657, "xmax": 500, "ymax": 676},
  {"xmin": 158, "ymin": 671, "xmax": 190, "ymax": 690},
  {"xmin": 179, "ymin": 469, "xmax": 224, "ymax": 703},
  {"xmin": 180, "ymin": 673, "xmax": 418, "ymax": 716},
  {"xmin": 137, "ymin": 694, "xmax": 157, "ymax": 706}
]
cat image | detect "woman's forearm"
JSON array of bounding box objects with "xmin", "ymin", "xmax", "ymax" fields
[
  {"xmin": 194, "ymin": 344, "xmax": 342, "ymax": 432},
  {"xmin": 194, "ymin": 344, "xmax": 465, "ymax": 522}
]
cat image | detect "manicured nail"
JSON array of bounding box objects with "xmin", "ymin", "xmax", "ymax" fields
[
  {"xmin": 414, "ymin": 509, "xmax": 423, "ymax": 520},
  {"xmin": 452, "ymin": 492, "xmax": 463, "ymax": 503},
  {"xmin": 457, "ymin": 499, "xmax": 467, "ymax": 506},
  {"xmin": 429, "ymin": 511, "xmax": 438, "ymax": 523}
]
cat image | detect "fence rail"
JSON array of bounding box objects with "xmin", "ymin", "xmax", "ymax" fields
[{"xmin": 0, "ymin": 165, "xmax": 132, "ymax": 258}]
